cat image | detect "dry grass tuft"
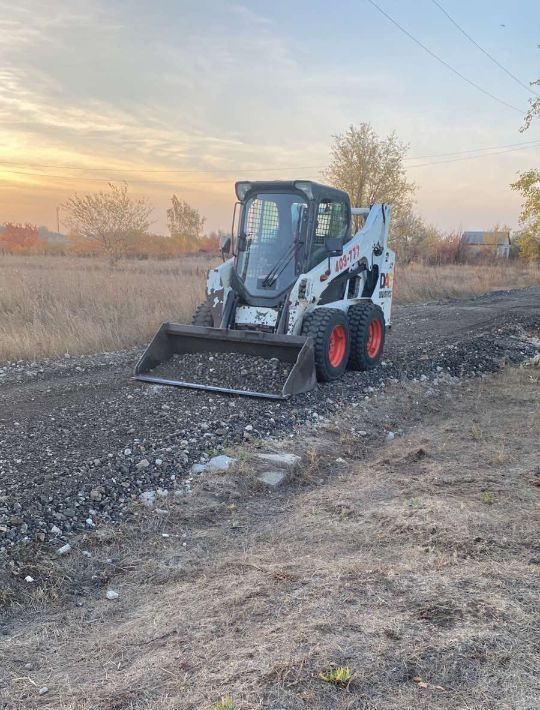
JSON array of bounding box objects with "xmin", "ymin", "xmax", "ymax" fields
[
  {"xmin": 1, "ymin": 254, "xmax": 539, "ymax": 362},
  {"xmin": 209, "ymin": 696, "xmax": 236, "ymax": 709}
]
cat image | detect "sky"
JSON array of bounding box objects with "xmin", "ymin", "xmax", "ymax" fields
[{"xmin": 0, "ymin": 0, "xmax": 538, "ymax": 234}]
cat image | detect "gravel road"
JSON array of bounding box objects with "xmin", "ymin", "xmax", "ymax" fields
[{"xmin": 1, "ymin": 287, "xmax": 539, "ymax": 551}]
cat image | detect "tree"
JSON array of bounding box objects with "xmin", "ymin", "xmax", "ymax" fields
[
  {"xmin": 167, "ymin": 195, "xmax": 205, "ymax": 251},
  {"xmin": 0, "ymin": 223, "xmax": 40, "ymax": 253},
  {"xmin": 388, "ymin": 210, "xmax": 461, "ymax": 264},
  {"xmin": 522, "ymin": 93, "xmax": 539, "ymax": 131},
  {"xmin": 521, "ymin": 45, "xmax": 539, "ymax": 131},
  {"xmin": 324, "ymin": 123, "xmax": 415, "ymax": 230},
  {"xmin": 388, "ymin": 209, "xmax": 425, "ymax": 263},
  {"xmin": 511, "ymin": 169, "xmax": 540, "ymax": 261},
  {"xmin": 62, "ymin": 183, "xmax": 152, "ymax": 264}
]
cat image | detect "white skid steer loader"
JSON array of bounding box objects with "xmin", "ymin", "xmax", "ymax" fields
[{"xmin": 135, "ymin": 180, "xmax": 395, "ymax": 399}]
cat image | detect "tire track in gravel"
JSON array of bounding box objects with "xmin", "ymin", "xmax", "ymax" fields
[{"xmin": 0, "ymin": 286, "xmax": 539, "ymax": 549}]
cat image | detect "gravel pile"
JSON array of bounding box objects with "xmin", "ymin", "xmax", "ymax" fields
[
  {"xmin": 0, "ymin": 287, "xmax": 539, "ymax": 559},
  {"xmin": 150, "ymin": 352, "xmax": 291, "ymax": 395}
]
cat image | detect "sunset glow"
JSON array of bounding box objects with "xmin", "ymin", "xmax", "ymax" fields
[{"xmin": 0, "ymin": 0, "xmax": 538, "ymax": 233}]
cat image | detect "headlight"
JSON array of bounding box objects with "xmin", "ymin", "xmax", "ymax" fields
[{"xmin": 235, "ymin": 182, "xmax": 252, "ymax": 200}]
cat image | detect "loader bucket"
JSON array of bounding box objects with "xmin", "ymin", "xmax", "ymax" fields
[{"xmin": 133, "ymin": 323, "xmax": 316, "ymax": 400}]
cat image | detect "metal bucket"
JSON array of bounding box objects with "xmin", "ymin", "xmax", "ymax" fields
[{"xmin": 133, "ymin": 323, "xmax": 316, "ymax": 400}]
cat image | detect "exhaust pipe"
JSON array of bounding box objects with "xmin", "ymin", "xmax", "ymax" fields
[{"xmin": 133, "ymin": 323, "xmax": 316, "ymax": 400}]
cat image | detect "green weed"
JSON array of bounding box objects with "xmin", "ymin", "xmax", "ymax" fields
[{"xmin": 319, "ymin": 666, "xmax": 354, "ymax": 686}]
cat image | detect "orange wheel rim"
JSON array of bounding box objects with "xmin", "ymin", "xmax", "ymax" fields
[
  {"xmin": 367, "ymin": 319, "xmax": 382, "ymax": 358},
  {"xmin": 328, "ymin": 325, "xmax": 347, "ymax": 367}
]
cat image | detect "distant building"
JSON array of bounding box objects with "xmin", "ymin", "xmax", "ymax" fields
[
  {"xmin": 38, "ymin": 226, "xmax": 68, "ymax": 245},
  {"xmin": 460, "ymin": 231, "xmax": 511, "ymax": 258}
]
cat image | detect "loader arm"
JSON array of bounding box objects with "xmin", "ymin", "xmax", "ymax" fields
[{"xmin": 286, "ymin": 203, "xmax": 395, "ymax": 334}]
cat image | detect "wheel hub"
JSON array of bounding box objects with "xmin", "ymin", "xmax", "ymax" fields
[
  {"xmin": 367, "ymin": 319, "xmax": 382, "ymax": 358},
  {"xmin": 328, "ymin": 325, "xmax": 347, "ymax": 367}
]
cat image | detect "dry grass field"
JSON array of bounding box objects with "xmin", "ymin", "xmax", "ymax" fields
[
  {"xmin": 1, "ymin": 254, "xmax": 539, "ymax": 362},
  {"xmin": 396, "ymin": 260, "xmax": 540, "ymax": 303},
  {"xmin": 0, "ymin": 255, "xmax": 215, "ymax": 362}
]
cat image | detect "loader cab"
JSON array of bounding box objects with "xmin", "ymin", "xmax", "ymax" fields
[{"xmin": 232, "ymin": 180, "xmax": 351, "ymax": 304}]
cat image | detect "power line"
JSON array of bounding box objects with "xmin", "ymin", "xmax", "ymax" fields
[
  {"xmin": 366, "ymin": 0, "xmax": 525, "ymax": 114},
  {"xmin": 408, "ymin": 141, "xmax": 540, "ymax": 168},
  {"xmin": 0, "ymin": 139, "xmax": 538, "ymax": 176},
  {"xmin": 0, "ymin": 160, "xmax": 325, "ymax": 173},
  {"xmin": 405, "ymin": 138, "xmax": 540, "ymax": 160},
  {"xmin": 431, "ymin": 0, "xmax": 539, "ymax": 98},
  {"xmin": 1, "ymin": 140, "xmax": 538, "ymax": 184}
]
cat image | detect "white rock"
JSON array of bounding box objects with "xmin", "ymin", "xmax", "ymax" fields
[
  {"xmin": 385, "ymin": 431, "xmax": 395, "ymax": 442},
  {"xmin": 24, "ymin": 575, "xmax": 34, "ymax": 583},
  {"xmin": 335, "ymin": 457, "xmax": 346, "ymax": 464},
  {"xmin": 257, "ymin": 470, "xmax": 286, "ymax": 488},
  {"xmin": 50, "ymin": 525, "xmax": 62, "ymax": 535},
  {"xmin": 358, "ymin": 431, "xmax": 367, "ymax": 436},
  {"xmin": 244, "ymin": 425, "xmax": 254, "ymax": 432},
  {"xmin": 155, "ymin": 458, "xmax": 163, "ymax": 465},
  {"xmin": 56, "ymin": 544, "xmax": 72, "ymax": 556},
  {"xmin": 124, "ymin": 448, "xmax": 132, "ymax": 456},
  {"xmin": 85, "ymin": 518, "xmax": 95, "ymax": 527},
  {"xmin": 256, "ymin": 452, "xmax": 300, "ymax": 467},
  {"xmin": 82, "ymin": 550, "xmax": 92, "ymax": 558},
  {"xmin": 191, "ymin": 463, "xmax": 206, "ymax": 475},
  {"xmin": 206, "ymin": 455, "xmax": 236, "ymax": 473},
  {"xmin": 139, "ymin": 490, "xmax": 156, "ymax": 507},
  {"xmin": 105, "ymin": 589, "xmax": 119, "ymax": 600},
  {"xmin": 136, "ymin": 458, "xmax": 150, "ymax": 469},
  {"xmin": 527, "ymin": 353, "xmax": 540, "ymax": 368},
  {"xmin": 39, "ymin": 687, "xmax": 49, "ymax": 695}
]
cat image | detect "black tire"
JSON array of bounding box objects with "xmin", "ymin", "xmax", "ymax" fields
[
  {"xmin": 302, "ymin": 308, "xmax": 351, "ymax": 382},
  {"xmin": 348, "ymin": 302, "xmax": 385, "ymax": 371},
  {"xmin": 191, "ymin": 301, "xmax": 214, "ymax": 327}
]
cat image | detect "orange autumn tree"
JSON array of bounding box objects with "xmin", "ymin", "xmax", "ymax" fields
[
  {"xmin": 0, "ymin": 223, "xmax": 40, "ymax": 253},
  {"xmin": 198, "ymin": 231, "xmax": 220, "ymax": 254}
]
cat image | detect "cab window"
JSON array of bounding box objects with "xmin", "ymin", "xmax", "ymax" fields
[{"xmin": 308, "ymin": 199, "xmax": 349, "ymax": 270}]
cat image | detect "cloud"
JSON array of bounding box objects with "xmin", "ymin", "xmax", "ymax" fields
[
  {"xmin": 0, "ymin": 0, "xmax": 537, "ymax": 232},
  {"xmin": 0, "ymin": 0, "xmax": 381, "ymax": 175}
]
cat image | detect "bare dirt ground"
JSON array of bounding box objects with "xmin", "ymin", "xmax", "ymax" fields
[
  {"xmin": 0, "ymin": 288, "xmax": 539, "ymax": 709},
  {"xmin": 1, "ymin": 358, "xmax": 539, "ymax": 709}
]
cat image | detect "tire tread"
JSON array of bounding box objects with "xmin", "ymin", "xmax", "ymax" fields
[
  {"xmin": 302, "ymin": 308, "xmax": 350, "ymax": 381},
  {"xmin": 192, "ymin": 301, "xmax": 214, "ymax": 327},
  {"xmin": 348, "ymin": 302, "xmax": 385, "ymax": 370}
]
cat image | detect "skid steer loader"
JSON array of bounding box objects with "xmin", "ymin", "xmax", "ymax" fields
[{"xmin": 134, "ymin": 180, "xmax": 395, "ymax": 399}]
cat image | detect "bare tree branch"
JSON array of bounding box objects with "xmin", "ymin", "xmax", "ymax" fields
[{"xmin": 62, "ymin": 183, "xmax": 152, "ymax": 264}]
